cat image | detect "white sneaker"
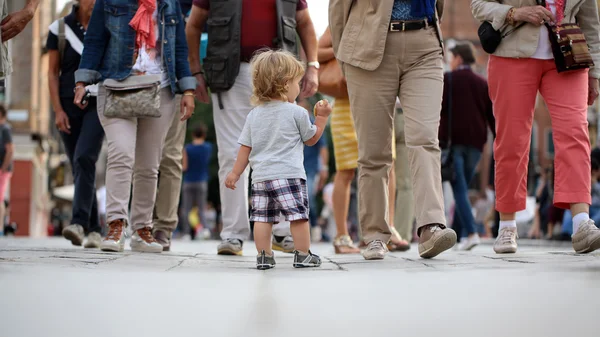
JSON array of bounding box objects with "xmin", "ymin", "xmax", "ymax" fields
[
  {"xmin": 130, "ymin": 227, "xmax": 163, "ymax": 253},
  {"xmin": 457, "ymin": 234, "xmax": 480, "ymax": 251},
  {"xmin": 84, "ymin": 232, "xmax": 102, "ymax": 249},
  {"xmin": 62, "ymin": 224, "xmax": 85, "ymax": 246},
  {"xmin": 100, "ymin": 220, "xmax": 126, "ymax": 252},
  {"xmin": 494, "ymin": 227, "xmax": 518, "ymax": 254},
  {"xmin": 362, "ymin": 240, "xmax": 389, "ymax": 260},
  {"xmin": 572, "ymin": 219, "xmax": 600, "ymax": 254}
]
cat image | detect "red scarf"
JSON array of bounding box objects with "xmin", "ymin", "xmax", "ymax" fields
[
  {"xmin": 129, "ymin": 0, "xmax": 157, "ymax": 50},
  {"xmin": 547, "ymin": 0, "xmax": 566, "ymax": 24}
]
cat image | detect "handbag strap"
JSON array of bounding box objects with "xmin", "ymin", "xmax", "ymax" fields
[{"xmin": 160, "ymin": 11, "xmax": 166, "ymax": 73}]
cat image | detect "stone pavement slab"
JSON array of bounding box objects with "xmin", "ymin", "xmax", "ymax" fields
[{"xmin": 0, "ymin": 237, "xmax": 599, "ymax": 337}]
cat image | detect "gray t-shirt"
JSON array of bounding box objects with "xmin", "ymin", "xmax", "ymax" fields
[
  {"xmin": 0, "ymin": 123, "xmax": 12, "ymax": 172},
  {"xmin": 238, "ymin": 101, "xmax": 317, "ymax": 183}
]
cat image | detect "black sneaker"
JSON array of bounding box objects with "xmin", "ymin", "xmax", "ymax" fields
[
  {"xmin": 293, "ymin": 250, "xmax": 322, "ymax": 268},
  {"xmin": 256, "ymin": 250, "xmax": 276, "ymax": 270}
]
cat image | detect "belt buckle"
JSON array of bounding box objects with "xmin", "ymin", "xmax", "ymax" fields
[
  {"xmin": 390, "ymin": 22, "xmax": 399, "ymax": 32},
  {"xmin": 390, "ymin": 21, "xmax": 406, "ymax": 32}
]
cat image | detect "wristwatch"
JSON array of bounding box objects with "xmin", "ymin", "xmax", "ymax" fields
[{"xmin": 308, "ymin": 61, "xmax": 320, "ymax": 70}]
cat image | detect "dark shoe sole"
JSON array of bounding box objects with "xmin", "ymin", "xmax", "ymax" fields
[
  {"xmin": 62, "ymin": 229, "xmax": 83, "ymax": 246},
  {"xmin": 293, "ymin": 263, "xmax": 321, "ymax": 268},
  {"xmin": 388, "ymin": 243, "xmax": 411, "ymax": 252},
  {"xmin": 419, "ymin": 230, "xmax": 457, "ymax": 259},
  {"xmin": 218, "ymin": 248, "xmax": 243, "ymax": 256},
  {"xmin": 257, "ymin": 264, "xmax": 275, "ymax": 270}
]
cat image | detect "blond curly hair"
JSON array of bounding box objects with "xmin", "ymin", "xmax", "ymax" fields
[{"xmin": 250, "ymin": 49, "xmax": 306, "ymax": 105}]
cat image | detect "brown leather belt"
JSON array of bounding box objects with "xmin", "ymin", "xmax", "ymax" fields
[{"xmin": 390, "ymin": 18, "xmax": 436, "ymax": 32}]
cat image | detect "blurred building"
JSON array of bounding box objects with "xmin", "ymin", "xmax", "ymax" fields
[{"xmin": 1, "ymin": 0, "xmax": 58, "ymax": 236}]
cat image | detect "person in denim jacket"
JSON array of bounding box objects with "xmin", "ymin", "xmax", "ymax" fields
[{"xmin": 74, "ymin": 0, "xmax": 196, "ymax": 253}]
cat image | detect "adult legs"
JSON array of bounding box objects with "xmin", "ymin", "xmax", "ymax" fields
[
  {"xmin": 153, "ymin": 95, "xmax": 186, "ymax": 238},
  {"xmin": 394, "ymin": 112, "xmax": 414, "ymax": 242}
]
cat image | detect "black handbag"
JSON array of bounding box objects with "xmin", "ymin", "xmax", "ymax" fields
[
  {"xmin": 441, "ymin": 73, "xmax": 454, "ymax": 182},
  {"xmin": 478, "ymin": 3, "xmax": 526, "ymax": 54}
]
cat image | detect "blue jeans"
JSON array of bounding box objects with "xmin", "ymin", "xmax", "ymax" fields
[
  {"xmin": 305, "ymin": 168, "xmax": 318, "ymax": 228},
  {"xmin": 450, "ymin": 145, "xmax": 482, "ymax": 238}
]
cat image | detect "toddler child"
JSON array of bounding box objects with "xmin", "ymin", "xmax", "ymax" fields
[{"xmin": 225, "ymin": 50, "xmax": 331, "ymax": 270}]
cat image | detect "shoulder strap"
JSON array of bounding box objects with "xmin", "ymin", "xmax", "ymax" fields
[{"xmin": 58, "ymin": 18, "xmax": 66, "ymax": 61}]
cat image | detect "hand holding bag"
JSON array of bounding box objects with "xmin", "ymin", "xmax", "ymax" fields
[
  {"xmin": 318, "ymin": 58, "xmax": 348, "ymax": 98},
  {"xmin": 477, "ymin": 1, "xmax": 525, "ymax": 54},
  {"xmin": 103, "ymin": 74, "xmax": 163, "ymax": 118}
]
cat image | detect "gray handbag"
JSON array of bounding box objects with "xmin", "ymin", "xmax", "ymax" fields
[
  {"xmin": 103, "ymin": 74, "xmax": 163, "ymax": 118},
  {"xmin": 102, "ymin": 12, "xmax": 166, "ymax": 119}
]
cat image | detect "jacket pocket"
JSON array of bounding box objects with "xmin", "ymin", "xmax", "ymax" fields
[
  {"xmin": 207, "ymin": 17, "xmax": 231, "ymax": 44},
  {"xmin": 203, "ymin": 56, "xmax": 233, "ymax": 92},
  {"xmin": 104, "ymin": 4, "xmax": 130, "ymax": 31},
  {"xmin": 281, "ymin": 17, "xmax": 297, "ymax": 43}
]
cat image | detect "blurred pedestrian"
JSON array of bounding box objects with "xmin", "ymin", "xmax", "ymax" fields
[
  {"xmin": 330, "ymin": 0, "xmax": 457, "ymax": 260},
  {"xmin": 74, "ymin": 0, "xmax": 196, "ymax": 253},
  {"xmin": 0, "ymin": 0, "xmax": 40, "ymax": 78},
  {"xmin": 186, "ymin": 0, "xmax": 319, "ymax": 256},
  {"xmin": 225, "ymin": 50, "xmax": 329, "ymax": 269},
  {"xmin": 472, "ymin": 0, "xmax": 600, "ymax": 254},
  {"xmin": 48, "ymin": 0, "xmax": 104, "ymax": 249},
  {"xmin": 181, "ymin": 124, "xmax": 213, "ymax": 240},
  {"xmin": 439, "ymin": 41, "xmax": 495, "ymax": 251},
  {"xmin": 0, "ymin": 105, "xmax": 13, "ymax": 228}
]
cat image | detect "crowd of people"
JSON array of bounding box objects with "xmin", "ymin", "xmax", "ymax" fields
[{"xmin": 2, "ymin": 0, "xmax": 600, "ymax": 269}]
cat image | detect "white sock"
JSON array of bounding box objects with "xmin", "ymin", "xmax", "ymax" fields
[
  {"xmin": 572, "ymin": 213, "xmax": 590, "ymax": 234},
  {"xmin": 499, "ymin": 220, "xmax": 517, "ymax": 231}
]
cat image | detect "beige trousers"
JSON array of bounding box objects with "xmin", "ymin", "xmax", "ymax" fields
[
  {"xmin": 394, "ymin": 112, "xmax": 415, "ymax": 241},
  {"xmin": 344, "ymin": 28, "xmax": 446, "ymax": 243},
  {"xmin": 153, "ymin": 95, "xmax": 186, "ymax": 234},
  {"xmin": 97, "ymin": 87, "xmax": 177, "ymax": 231}
]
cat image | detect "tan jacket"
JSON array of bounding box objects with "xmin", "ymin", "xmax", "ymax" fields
[
  {"xmin": 329, "ymin": 0, "xmax": 445, "ymax": 71},
  {"xmin": 471, "ymin": 0, "xmax": 600, "ymax": 78}
]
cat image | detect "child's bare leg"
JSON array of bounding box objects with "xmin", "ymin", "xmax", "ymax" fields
[
  {"xmin": 290, "ymin": 220, "xmax": 311, "ymax": 253},
  {"xmin": 254, "ymin": 222, "xmax": 274, "ymax": 255}
]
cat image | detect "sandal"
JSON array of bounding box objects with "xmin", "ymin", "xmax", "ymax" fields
[{"xmin": 333, "ymin": 235, "xmax": 361, "ymax": 254}]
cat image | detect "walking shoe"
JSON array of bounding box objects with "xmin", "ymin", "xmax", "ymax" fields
[
  {"xmin": 217, "ymin": 239, "xmax": 243, "ymax": 256},
  {"xmin": 62, "ymin": 224, "xmax": 84, "ymax": 246},
  {"xmin": 84, "ymin": 232, "xmax": 102, "ymax": 249},
  {"xmin": 333, "ymin": 235, "xmax": 360, "ymax": 254},
  {"xmin": 293, "ymin": 250, "xmax": 322, "ymax": 268},
  {"xmin": 130, "ymin": 227, "xmax": 163, "ymax": 253},
  {"xmin": 272, "ymin": 235, "xmax": 295, "ymax": 253},
  {"xmin": 256, "ymin": 250, "xmax": 276, "ymax": 270},
  {"xmin": 362, "ymin": 240, "xmax": 389, "ymax": 260},
  {"xmin": 494, "ymin": 227, "xmax": 518, "ymax": 254},
  {"xmin": 572, "ymin": 219, "xmax": 600, "ymax": 254},
  {"xmin": 100, "ymin": 220, "xmax": 126, "ymax": 252},
  {"xmin": 153, "ymin": 229, "xmax": 171, "ymax": 252},
  {"xmin": 418, "ymin": 224, "xmax": 457, "ymax": 259},
  {"xmin": 457, "ymin": 233, "xmax": 481, "ymax": 251}
]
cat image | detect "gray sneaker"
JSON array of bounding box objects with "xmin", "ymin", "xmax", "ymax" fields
[
  {"xmin": 494, "ymin": 227, "xmax": 518, "ymax": 254},
  {"xmin": 572, "ymin": 219, "xmax": 600, "ymax": 254},
  {"xmin": 272, "ymin": 235, "xmax": 294, "ymax": 253},
  {"xmin": 62, "ymin": 224, "xmax": 84, "ymax": 246},
  {"xmin": 84, "ymin": 232, "xmax": 102, "ymax": 249},
  {"xmin": 218, "ymin": 239, "xmax": 243, "ymax": 256},
  {"xmin": 256, "ymin": 250, "xmax": 276, "ymax": 270},
  {"xmin": 362, "ymin": 240, "xmax": 389, "ymax": 260},
  {"xmin": 293, "ymin": 250, "xmax": 322, "ymax": 268}
]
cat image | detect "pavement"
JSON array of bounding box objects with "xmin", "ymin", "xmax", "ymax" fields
[{"xmin": 1, "ymin": 237, "xmax": 599, "ymax": 337}]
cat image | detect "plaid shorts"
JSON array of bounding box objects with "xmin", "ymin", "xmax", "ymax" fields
[{"xmin": 250, "ymin": 178, "xmax": 309, "ymax": 223}]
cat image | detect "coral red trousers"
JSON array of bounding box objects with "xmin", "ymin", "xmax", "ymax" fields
[{"xmin": 488, "ymin": 56, "xmax": 591, "ymax": 213}]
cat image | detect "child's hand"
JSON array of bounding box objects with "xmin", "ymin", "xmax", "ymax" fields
[
  {"xmin": 314, "ymin": 99, "xmax": 332, "ymax": 118},
  {"xmin": 225, "ymin": 172, "xmax": 240, "ymax": 190}
]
